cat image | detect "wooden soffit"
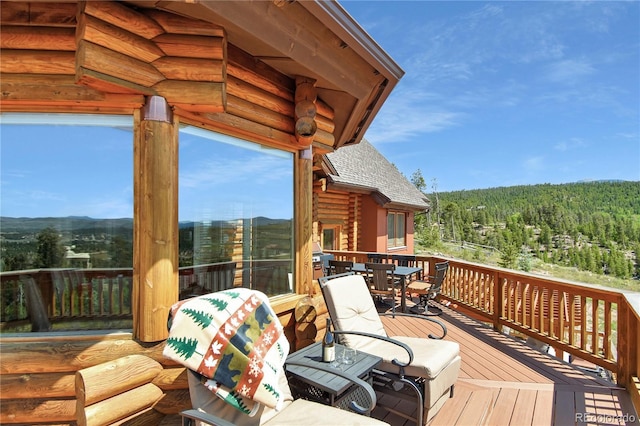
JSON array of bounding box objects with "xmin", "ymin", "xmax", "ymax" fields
[
  {"xmin": 1, "ymin": 1, "xmax": 402, "ymax": 152},
  {"xmin": 149, "ymin": 0, "xmax": 404, "ymax": 149}
]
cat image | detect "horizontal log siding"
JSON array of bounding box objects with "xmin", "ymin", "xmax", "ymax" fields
[
  {"xmin": 316, "ymin": 190, "xmax": 362, "ymax": 251},
  {"xmin": 348, "ymin": 193, "xmax": 362, "ymax": 251},
  {"xmin": 0, "ymin": 301, "xmax": 299, "ymax": 424}
]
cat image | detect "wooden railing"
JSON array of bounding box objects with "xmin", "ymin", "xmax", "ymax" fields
[
  {"xmin": 1, "ymin": 261, "xmax": 240, "ymax": 332},
  {"xmin": 327, "ymin": 250, "xmax": 640, "ymax": 413},
  {"xmin": 0, "ymin": 259, "xmax": 293, "ymax": 332}
]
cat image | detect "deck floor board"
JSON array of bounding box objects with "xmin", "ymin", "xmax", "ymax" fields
[{"xmin": 371, "ymin": 302, "xmax": 636, "ymax": 425}]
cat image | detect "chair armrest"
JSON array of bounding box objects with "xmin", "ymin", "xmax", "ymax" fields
[
  {"xmin": 180, "ymin": 408, "xmax": 236, "ymax": 426},
  {"xmin": 379, "ymin": 312, "xmax": 448, "ymax": 339},
  {"xmin": 333, "ymin": 330, "xmax": 414, "ymax": 368},
  {"xmin": 286, "ymin": 359, "xmax": 377, "ymax": 415}
]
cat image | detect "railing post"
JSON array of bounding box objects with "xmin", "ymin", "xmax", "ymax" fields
[
  {"xmin": 618, "ymin": 296, "xmax": 629, "ymax": 385},
  {"xmin": 492, "ymin": 270, "xmax": 501, "ymax": 332}
]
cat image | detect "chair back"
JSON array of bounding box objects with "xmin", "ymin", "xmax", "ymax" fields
[
  {"xmin": 187, "ymin": 368, "xmax": 293, "ymax": 426},
  {"xmin": 365, "ymin": 262, "xmax": 395, "ymax": 294},
  {"xmin": 428, "ymin": 261, "xmax": 449, "ymax": 297},
  {"xmin": 366, "ymin": 252, "xmax": 388, "ymax": 263},
  {"xmin": 328, "ymin": 259, "xmax": 353, "ymax": 275},
  {"xmin": 391, "ymin": 254, "xmax": 416, "ymax": 267},
  {"xmin": 319, "ymin": 273, "xmax": 388, "ymax": 351}
]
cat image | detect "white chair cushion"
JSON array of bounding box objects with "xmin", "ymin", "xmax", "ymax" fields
[
  {"xmin": 263, "ymin": 399, "xmax": 389, "ymax": 425},
  {"xmin": 321, "ymin": 273, "xmax": 388, "ymax": 350}
]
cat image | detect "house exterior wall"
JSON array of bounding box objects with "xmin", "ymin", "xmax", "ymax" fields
[
  {"xmin": 361, "ymin": 195, "xmax": 386, "ymax": 252},
  {"xmin": 313, "ymin": 188, "xmax": 361, "ymax": 251},
  {"xmin": 316, "ymin": 189, "xmax": 418, "ymax": 254}
]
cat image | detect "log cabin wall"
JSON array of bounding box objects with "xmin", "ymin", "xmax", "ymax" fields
[
  {"xmin": 313, "ymin": 187, "xmax": 362, "ymax": 251},
  {"xmin": 0, "ymin": 1, "xmax": 338, "ymax": 423},
  {"xmin": 0, "ymin": 303, "xmax": 300, "ymax": 424}
]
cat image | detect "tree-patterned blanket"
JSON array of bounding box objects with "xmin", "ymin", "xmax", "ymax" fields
[{"xmin": 163, "ymin": 288, "xmax": 290, "ymax": 415}]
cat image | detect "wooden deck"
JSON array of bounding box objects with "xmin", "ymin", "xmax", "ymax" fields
[{"xmin": 375, "ymin": 303, "xmax": 637, "ymax": 426}]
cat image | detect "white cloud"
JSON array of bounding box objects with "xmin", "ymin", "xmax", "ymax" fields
[
  {"xmin": 554, "ymin": 137, "xmax": 587, "ymax": 152},
  {"xmin": 523, "ymin": 156, "xmax": 545, "ymax": 171},
  {"xmin": 544, "ymin": 59, "xmax": 596, "ymax": 84}
]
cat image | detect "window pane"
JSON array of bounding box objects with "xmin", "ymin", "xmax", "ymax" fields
[
  {"xmin": 0, "ymin": 114, "xmax": 134, "ymax": 333},
  {"xmin": 397, "ymin": 213, "xmax": 406, "ymax": 247},
  {"xmin": 323, "ymin": 228, "xmax": 335, "ymax": 250},
  {"xmin": 178, "ymin": 126, "xmax": 294, "ymax": 298},
  {"xmin": 387, "ymin": 213, "xmax": 396, "ymax": 248}
]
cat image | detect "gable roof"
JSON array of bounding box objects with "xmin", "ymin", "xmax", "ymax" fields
[{"xmin": 324, "ymin": 139, "xmax": 430, "ymax": 211}]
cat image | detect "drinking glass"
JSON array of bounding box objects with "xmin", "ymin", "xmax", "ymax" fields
[{"xmin": 341, "ymin": 347, "xmax": 357, "ymax": 365}]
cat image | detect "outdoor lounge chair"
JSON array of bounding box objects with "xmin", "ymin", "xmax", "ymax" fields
[
  {"xmin": 181, "ymin": 364, "xmax": 389, "ymax": 426},
  {"xmin": 319, "ymin": 272, "xmax": 461, "ymax": 426},
  {"xmin": 165, "ymin": 288, "xmax": 388, "ymax": 426},
  {"xmin": 406, "ymin": 261, "xmax": 449, "ymax": 316}
]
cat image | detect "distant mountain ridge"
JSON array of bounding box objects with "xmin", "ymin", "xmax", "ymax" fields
[
  {"xmin": 0, "ymin": 216, "xmax": 134, "ymax": 233},
  {"xmin": 0, "ymin": 215, "xmax": 290, "ymax": 233},
  {"xmin": 436, "ymin": 180, "xmax": 640, "ymax": 218}
]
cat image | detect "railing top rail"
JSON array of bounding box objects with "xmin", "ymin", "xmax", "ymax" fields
[
  {"xmin": 429, "ymin": 254, "xmax": 635, "ymax": 298},
  {"xmin": 326, "ymin": 250, "xmax": 640, "ymax": 322}
]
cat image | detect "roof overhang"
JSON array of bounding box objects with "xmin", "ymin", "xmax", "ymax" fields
[
  {"xmin": 327, "ymin": 178, "xmax": 430, "ymax": 212},
  {"xmin": 156, "ymin": 0, "xmax": 403, "ymax": 149}
]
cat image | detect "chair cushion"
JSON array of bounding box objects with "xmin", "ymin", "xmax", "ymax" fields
[
  {"xmin": 365, "ymin": 336, "xmax": 460, "ymax": 379},
  {"xmin": 407, "ymin": 280, "xmax": 430, "ymax": 292},
  {"xmin": 263, "ymin": 399, "xmax": 389, "ymax": 425},
  {"xmin": 321, "ymin": 273, "xmax": 388, "ymax": 348}
]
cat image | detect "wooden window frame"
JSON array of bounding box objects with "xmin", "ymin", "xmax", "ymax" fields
[
  {"xmin": 321, "ymin": 224, "xmax": 341, "ymax": 251},
  {"xmin": 387, "ymin": 211, "xmax": 406, "ymax": 249}
]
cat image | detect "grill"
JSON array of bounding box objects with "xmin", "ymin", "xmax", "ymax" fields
[{"xmin": 312, "ymin": 242, "xmax": 333, "ymax": 280}]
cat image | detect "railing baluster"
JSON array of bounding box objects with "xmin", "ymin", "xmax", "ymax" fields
[
  {"xmin": 604, "ymin": 301, "xmax": 612, "ymax": 360},
  {"xmin": 592, "ymin": 299, "xmax": 599, "ymax": 356},
  {"xmin": 580, "ymin": 295, "xmax": 587, "ymax": 351}
]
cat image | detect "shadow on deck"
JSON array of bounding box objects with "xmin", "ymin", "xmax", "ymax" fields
[{"xmin": 376, "ymin": 303, "xmax": 637, "ymax": 426}]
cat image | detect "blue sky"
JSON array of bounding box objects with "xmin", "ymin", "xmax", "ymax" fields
[
  {"xmin": 1, "ymin": 2, "xmax": 638, "ymax": 219},
  {"xmin": 341, "ymin": 1, "xmax": 640, "ymax": 192}
]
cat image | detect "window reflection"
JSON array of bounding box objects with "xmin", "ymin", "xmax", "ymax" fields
[
  {"xmin": 178, "ymin": 126, "xmax": 294, "ymax": 298},
  {"xmin": 0, "ymin": 114, "xmax": 134, "ymax": 333}
]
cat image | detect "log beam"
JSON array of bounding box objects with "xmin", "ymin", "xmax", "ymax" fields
[
  {"xmin": 294, "ymin": 77, "xmax": 318, "ymax": 147},
  {"xmin": 133, "ymin": 97, "xmax": 179, "ymax": 342}
]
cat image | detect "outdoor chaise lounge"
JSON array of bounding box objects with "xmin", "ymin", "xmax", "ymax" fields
[
  {"xmin": 165, "ymin": 288, "xmax": 389, "ymax": 426},
  {"xmin": 320, "ymin": 272, "xmax": 461, "ymax": 425}
]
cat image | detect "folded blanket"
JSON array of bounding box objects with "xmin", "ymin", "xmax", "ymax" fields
[{"xmin": 164, "ymin": 288, "xmax": 289, "ymax": 415}]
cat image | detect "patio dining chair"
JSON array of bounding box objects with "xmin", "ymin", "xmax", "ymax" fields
[
  {"xmin": 165, "ymin": 288, "xmax": 389, "ymax": 426},
  {"xmin": 367, "ymin": 252, "xmax": 388, "ymax": 263},
  {"xmin": 319, "ymin": 272, "xmax": 461, "ymax": 426},
  {"xmin": 365, "ymin": 262, "xmax": 398, "ymax": 314},
  {"xmin": 327, "ymin": 259, "xmax": 354, "ymax": 275},
  {"xmin": 391, "ymin": 254, "xmax": 422, "ymax": 280},
  {"xmin": 406, "ymin": 261, "xmax": 449, "ymax": 316}
]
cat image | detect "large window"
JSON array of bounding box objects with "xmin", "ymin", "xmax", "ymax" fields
[
  {"xmin": 178, "ymin": 125, "xmax": 294, "ymax": 298},
  {"xmin": 0, "ymin": 114, "xmax": 134, "ymax": 333},
  {"xmin": 387, "ymin": 211, "xmax": 406, "ymax": 249}
]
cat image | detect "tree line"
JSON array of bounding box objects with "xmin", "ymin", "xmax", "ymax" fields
[{"xmin": 410, "ymin": 172, "xmax": 640, "ymax": 279}]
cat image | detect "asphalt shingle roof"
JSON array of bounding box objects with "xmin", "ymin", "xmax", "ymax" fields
[{"xmin": 325, "ymin": 139, "xmax": 430, "ymax": 210}]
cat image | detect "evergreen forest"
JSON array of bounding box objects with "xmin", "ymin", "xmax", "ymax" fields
[{"xmin": 410, "ymin": 174, "xmax": 640, "ymax": 284}]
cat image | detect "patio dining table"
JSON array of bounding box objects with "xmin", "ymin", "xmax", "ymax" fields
[{"xmin": 351, "ymin": 263, "xmax": 423, "ymax": 313}]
